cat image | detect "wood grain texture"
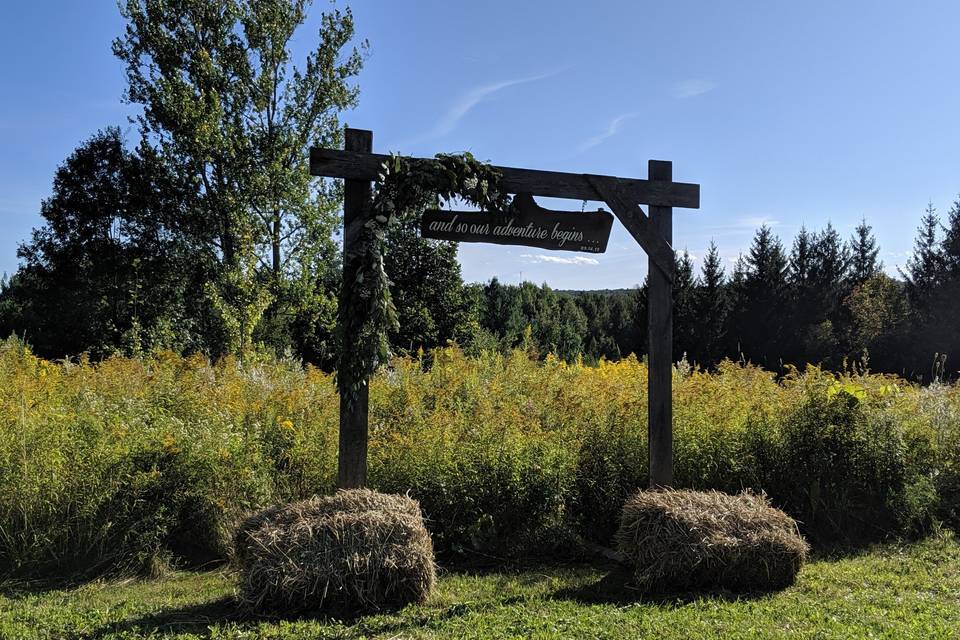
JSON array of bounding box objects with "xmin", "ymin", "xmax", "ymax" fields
[
  {"xmin": 337, "ymin": 128, "xmax": 372, "ymax": 489},
  {"xmin": 647, "ymin": 159, "xmax": 674, "ymax": 489},
  {"xmin": 310, "ymin": 145, "xmax": 700, "ymax": 209}
]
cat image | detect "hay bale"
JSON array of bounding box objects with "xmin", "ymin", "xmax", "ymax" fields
[
  {"xmin": 235, "ymin": 489, "xmax": 434, "ymax": 615},
  {"xmin": 615, "ymin": 489, "xmax": 809, "ymax": 592},
  {"xmin": 233, "ymin": 489, "xmax": 422, "ymax": 563}
]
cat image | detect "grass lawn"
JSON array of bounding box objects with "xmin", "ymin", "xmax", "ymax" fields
[{"xmin": 2, "ymin": 535, "xmax": 959, "ymax": 639}]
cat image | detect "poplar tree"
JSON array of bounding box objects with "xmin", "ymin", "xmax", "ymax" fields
[{"xmin": 113, "ymin": 0, "xmax": 364, "ymax": 356}]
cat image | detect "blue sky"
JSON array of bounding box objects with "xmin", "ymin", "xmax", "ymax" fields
[{"xmin": 2, "ymin": 1, "xmax": 960, "ymax": 289}]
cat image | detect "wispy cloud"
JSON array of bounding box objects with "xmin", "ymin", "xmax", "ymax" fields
[
  {"xmin": 521, "ymin": 253, "xmax": 600, "ymax": 266},
  {"xmin": 408, "ymin": 71, "xmax": 559, "ymax": 145},
  {"xmin": 671, "ymin": 79, "xmax": 717, "ymax": 99},
  {"xmin": 578, "ymin": 112, "xmax": 639, "ymax": 152},
  {"xmin": 737, "ymin": 215, "xmax": 779, "ymax": 228},
  {"xmin": 702, "ymin": 216, "xmax": 780, "ymax": 236}
]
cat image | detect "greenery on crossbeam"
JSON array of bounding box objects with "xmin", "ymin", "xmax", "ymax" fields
[{"xmin": 337, "ymin": 152, "xmax": 510, "ymax": 402}]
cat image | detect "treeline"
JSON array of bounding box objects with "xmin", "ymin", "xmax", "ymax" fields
[
  {"xmin": 456, "ymin": 205, "xmax": 960, "ymax": 380},
  {"xmin": 381, "ymin": 203, "xmax": 960, "ymax": 381},
  {"xmin": 3, "ymin": 118, "xmax": 960, "ymax": 381},
  {"xmin": 1, "ymin": 1, "xmax": 958, "ymax": 379}
]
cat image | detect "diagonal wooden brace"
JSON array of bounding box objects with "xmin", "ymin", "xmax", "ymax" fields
[{"xmin": 586, "ymin": 174, "xmax": 675, "ymax": 282}]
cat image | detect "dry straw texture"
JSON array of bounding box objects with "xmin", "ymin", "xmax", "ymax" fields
[
  {"xmin": 615, "ymin": 489, "xmax": 809, "ymax": 592},
  {"xmin": 235, "ymin": 489, "xmax": 435, "ymax": 615}
]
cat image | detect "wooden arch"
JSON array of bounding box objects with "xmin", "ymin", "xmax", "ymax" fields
[{"xmin": 311, "ymin": 128, "xmax": 700, "ymax": 489}]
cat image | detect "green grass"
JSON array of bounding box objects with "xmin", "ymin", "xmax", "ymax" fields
[{"xmin": 2, "ymin": 535, "xmax": 959, "ymax": 639}]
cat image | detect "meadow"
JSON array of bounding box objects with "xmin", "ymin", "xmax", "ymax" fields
[{"xmin": 1, "ymin": 337, "xmax": 958, "ymax": 578}]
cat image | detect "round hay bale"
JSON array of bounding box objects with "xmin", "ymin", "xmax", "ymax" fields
[
  {"xmin": 615, "ymin": 489, "xmax": 809, "ymax": 592},
  {"xmin": 236, "ymin": 490, "xmax": 434, "ymax": 615}
]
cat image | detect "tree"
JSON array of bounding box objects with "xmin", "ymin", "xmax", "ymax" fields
[
  {"xmin": 788, "ymin": 226, "xmax": 815, "ymax": 289},
  {"xmin": 843, "ymin": 273, "xmax": 907, "ymax": 370},
  {"xmin": 729, "ymin": 226, "xmax": 788, "ymax": 367},
  {"xmin": 810, "ymin": 223, "xmax": 850, "ymax": 305},
  {"xmin": 383, "ymin": 219, "xmax": 473, "ymax": 354},
  {"xmin": 785, "ymin": 226, "xmax": 817, "ymax": 363},
  {"xmin": 113, "ymin": 0, "xmax": 363, "ymax": 357},
  {"xmin": 480, "ymin": 278, "xmax": 526, "ymax": 350},
  {"xmin": 848, "ymin": 217, "xmax": 882, "ymax": 285},
  {"xmin": 1, "ymin": 129, "xmax": 202, "ymax": 357},
  {"xmin": 901, "ymin": 203, "xmax": 944, "ymax": 313},
  {"xmin": 802, "ymin": 223, "xmax": 850, "ymax": 364},
  {"xmin": 672, "ymin": 250, "xmax": 697, "ymax": 362},
  {"xmin": 575, "ymin": 292, "xmax": 620, "ymax": 362},
  {"xmin": 693, "ymin": 241, "xmax": 728, "ymax": 367}
]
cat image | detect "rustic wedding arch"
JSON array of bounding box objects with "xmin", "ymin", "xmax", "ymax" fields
[{"xmin": 311, "ymin": 128, "xmax": 700, "ymax": 489}]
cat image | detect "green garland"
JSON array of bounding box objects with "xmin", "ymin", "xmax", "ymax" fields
[{"xmin": 337, "ymin": 152, "xmax": 510, "ymax": 403}]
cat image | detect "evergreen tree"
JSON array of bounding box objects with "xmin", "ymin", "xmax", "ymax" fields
[
  {"xmin": 729, "ymin": 226, "xmax": 788, "ymax": 367},
  {"xmin": 785, "ymin": 226, "xmax": 817, "ymax": 363},
  {"xmin": 694, "ymin": 241, "xmax": 728, "ymax": 367},
  {"xmin": 848, "ymin": 217, "xmax": 882, "ymax": 284},
  {"xmin": 804, "ymin": 223, "xmax": 850, "ymax": 364},
  {"xmin": 901, "ymin": 203, "xmax": 944, "ymax": 311},
  {"xmin": 672, "ymin": 250, "xmax": 697, "ymax": 362},
  {"xmin": 942, "ymin": 196, "xmax": 960, "ymax": 276},
  {"xmin": 810, "ymin": 223, "xmax": 850, "ymax": 302},
  {"xmin": 788, "ymin": 226, "xmax": 815, "ymax": 289},
  {"xmin": 607, "ymin": 291, "xmax": 639, "ymax": 359}
]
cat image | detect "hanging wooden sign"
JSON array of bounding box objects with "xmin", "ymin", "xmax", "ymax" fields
[{"xmin": 421, "ymin": 193, "xmax": 614, "ymax": 254}]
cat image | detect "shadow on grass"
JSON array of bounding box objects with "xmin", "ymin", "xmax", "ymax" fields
[
  {"xmin": 87, "ymin": 596, "xmax": 245, "ymax": 638},
  {"xmin": 84, "ymin": 593, "xmax": 504, "ymax": 639},
  {"xmin": 0, "ymin": 558, "xmax": 228, "ymax": 600},
  {"xmin": 551, "ymin": 565, "xmax": 783, "ymax": 607}
]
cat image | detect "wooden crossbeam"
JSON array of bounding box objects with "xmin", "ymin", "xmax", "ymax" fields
[
  {"xmin": 585, "ymin": 174, "xmax": 675, "ymax": 281},
  {"xmin": 310, "ymin": 147, "xmax": 700, "ymax": 209}
]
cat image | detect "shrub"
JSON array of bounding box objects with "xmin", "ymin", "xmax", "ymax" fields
[
  {"xmin": 236, "ymin": 490, "xmax": 435, "ymax": 615},
  {"xmin": 615, "ymin": 489, "xmax": 809, "ymax": 592},
  {"xmin": 750, "ymin": 385, "xmax": 939, "ymax": 543}
]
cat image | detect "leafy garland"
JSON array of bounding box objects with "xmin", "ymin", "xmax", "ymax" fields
[{"xmin": 337, "ymin": 152, "xmax": 510, "ymax": 404}]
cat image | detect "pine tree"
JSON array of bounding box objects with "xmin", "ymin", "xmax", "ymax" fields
[
  {"xmin": 848, "ymin": 217, "xmax": 882, "ymax": 284},
  {"xmin": 785, "ymin": 226, "xmax": 817, "ymax": 363},
  {"xmin": 694, "ymin": 241, "xmax": 728, "ymax": 367},
  {"xmin": 788, "ymin": 226, "xmax": 814, "ymax": 288},
  {"xmin": 901, "ymin": 203, "xmax": 944, "ymax": 310},
  {"xmin": 673, "ymin": 250, "xmax": 697, "ymax": 361},
  {"xmin": 730, "ymin": 226, "xmax": 788, "ymax": 367},
  {"xmin": 943, "ymin": 196, "xmax": 960, "ymax": 277},
  {"xmin": 811, "ymin": 223, "xmax": 850, "ymax": 299}
]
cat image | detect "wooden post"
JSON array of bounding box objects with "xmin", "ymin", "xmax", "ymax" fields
[
  {"xmin": 338, "ymin": 127, "xmax": 373, "ymax": 489},
  {"xmin": 647, "ymin": 160, "xmax": 673, "ymax": 488}
]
